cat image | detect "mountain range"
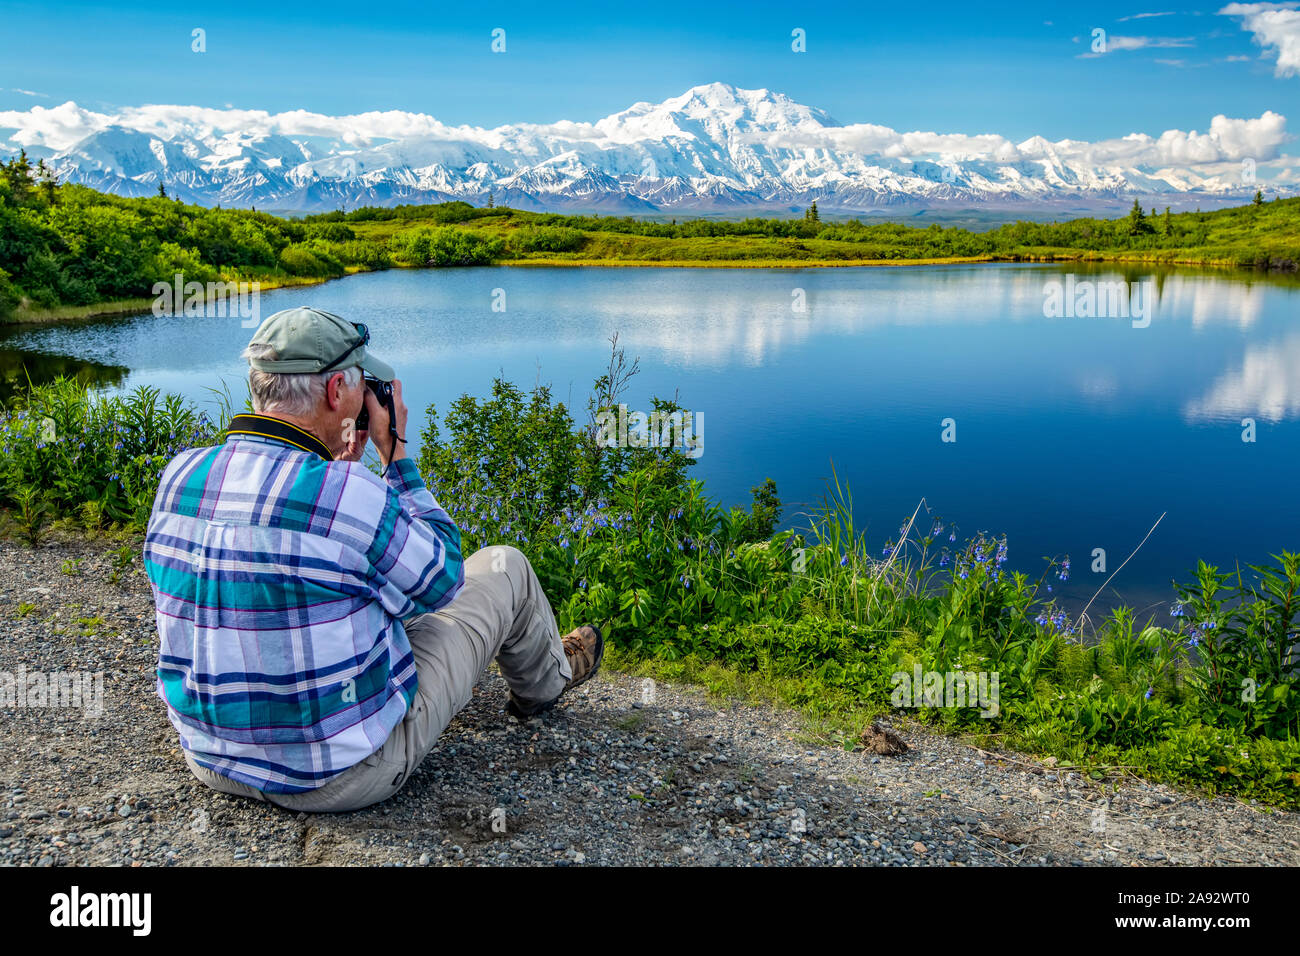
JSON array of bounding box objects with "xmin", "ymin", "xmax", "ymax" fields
[{"xmin": 1, "ymin": 82, "xmax": 1293, "ymax": 216}]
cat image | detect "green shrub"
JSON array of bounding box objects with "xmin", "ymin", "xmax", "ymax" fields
[
  {"xmin": 387, "ymin": 226, "xmax": 504, "ymax": 266},
  {"xmin": 278, "ymin": 242, "xmax": 346, "ymax": 278},
  {"xmin": 0, "ymin": 267, "xmax": 19, "ymax": 320},
  {"xmin": 308, "ymin": 222, "xmax": 356, "ymax": 242},
  {"xmin": 506, "ymin": 225, "xmax": 587, "ymax": 255},
  {"xmin": 0, "ymin": 378, "xmax": 217, "ymax": 530}
]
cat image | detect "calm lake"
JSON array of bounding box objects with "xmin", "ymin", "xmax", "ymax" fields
[{"xmin": 3, "ymin": 261, "xmax": 1298, "ymax": 616}]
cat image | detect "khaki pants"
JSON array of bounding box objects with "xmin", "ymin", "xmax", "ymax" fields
[{"xmin": 184, "ymin": 545, "xmax": 571, "ymax": 812}]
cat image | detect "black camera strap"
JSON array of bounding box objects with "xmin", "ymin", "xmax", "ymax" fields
[{"xmin": 224, "ymin": 413, "xmax": 334, "ymax": 461}]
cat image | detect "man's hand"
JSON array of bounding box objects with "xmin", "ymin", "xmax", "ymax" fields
[
  {"xmin": 338, "ymin": 424, "xmax": 370, "ymax": 463},
  {"xmin": 365, "ymin": 378, "xmax": 409, "ymax": 468}
]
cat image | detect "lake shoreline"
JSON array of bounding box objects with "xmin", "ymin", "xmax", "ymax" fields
[
  {"xmin": 5, "ymin": 250, "xmax": 1293, "ymax": 328},
  {"xmin": 4, "ymin": 271, "xmax": 361, "ymax": 328}
]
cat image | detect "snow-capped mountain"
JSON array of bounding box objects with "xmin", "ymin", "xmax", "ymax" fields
[{"xmin": 0, "ymin": 83, "xmax": 1291, "ymax": 214}]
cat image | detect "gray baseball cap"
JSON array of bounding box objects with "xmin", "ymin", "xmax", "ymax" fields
[{"xmin": 246, "ymin": 307, "xmax": 395, "ymax": 381}]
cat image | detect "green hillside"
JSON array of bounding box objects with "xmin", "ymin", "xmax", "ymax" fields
[{"xmin": 3, "ymin": 149, "xmax": 1297, "ymax": 324}]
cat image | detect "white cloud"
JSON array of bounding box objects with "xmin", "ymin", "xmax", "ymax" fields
[
  {"xmin": 1185, "ymin": 333, "xmax": 1300, "ymax": 423},
  {"xmin": 0, "ymin": 94, "xmax": 1291, "ymax": 182},
  {"xmin": 1078, "ymin": 34, "xmax": 1196, "ymax": 57},
  {"xmin": 0, "ymin": 101, "xmax": 112, "ymax": 151},
  {"xmin": 762, "ymin": 111, "xmax": 1289, "ymax": 169},
  {"xmin": 0, "ymin": 100, "xmax": 498, "ymax": 153},
  {"xmin": 1220, "ymin": 2, "xmax": 1300, "ymax": 76},
  {"xmin": 1118, "ymin": 11, "xmax": 1177, "ymax": 21}
]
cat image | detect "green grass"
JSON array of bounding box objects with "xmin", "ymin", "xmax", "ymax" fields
[
  {"xmin": 359, "ymin": 194, "xmax": 1300, "ymax": 271},
  {"xmin": 613, "ymin": 711, "xmax": 646, "ymax": 732}
]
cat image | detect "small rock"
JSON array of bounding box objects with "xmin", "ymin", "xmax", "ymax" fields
[{"xmin": 860, "ymin": 723, "xmax": 908, "ymax": 756}]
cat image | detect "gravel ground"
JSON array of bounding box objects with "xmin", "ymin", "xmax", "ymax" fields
[{"xmin": 2, "ymin": 536, "xmax": 1298, "ymax": 867}]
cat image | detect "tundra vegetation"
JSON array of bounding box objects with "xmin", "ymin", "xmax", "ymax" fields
[{"xmin": 3, "ymin": 151, "xmax": 1298, "ymax": 323}]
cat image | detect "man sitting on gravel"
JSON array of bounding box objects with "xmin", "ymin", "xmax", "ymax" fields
[{"xmin": 143, "ymin": 307, "xmax": 603, "ymax": 812}]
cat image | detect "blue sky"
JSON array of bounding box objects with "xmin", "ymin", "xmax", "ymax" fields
[{"xmin": 1, "ymin": 0, "xmax": 1296, "ymax": 140}]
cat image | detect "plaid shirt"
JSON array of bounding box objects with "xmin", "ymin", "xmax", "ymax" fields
[{"xmin": 144, "ymin": 421, "xmax": 464, "ymax": 794}]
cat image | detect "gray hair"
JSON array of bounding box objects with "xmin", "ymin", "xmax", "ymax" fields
[{"xmin": 242, "ymin": 343, "xmax": 361, "ymax": 417}]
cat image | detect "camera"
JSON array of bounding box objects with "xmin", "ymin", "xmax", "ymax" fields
[{"xmin": 355, "ymin": 377, "xmax": 394, "ymax": 437}]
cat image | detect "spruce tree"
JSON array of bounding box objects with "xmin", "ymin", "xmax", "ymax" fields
[
  {"xmin": 36, "ymin": 158, "xmax": 56, "ymax": 204},
  {"xmin": 1127, "ymin": 198, "xmax": 1152, "ymax": 235}
]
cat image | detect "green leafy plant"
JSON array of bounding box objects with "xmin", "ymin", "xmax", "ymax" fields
[
  {"xmin": 10, "ymin": 484, "xmax": 46, "ymax": 546},
  {"xmin": 1172, "ymin": 554, "xmax": 1300, "ymax": 738},
  {"xmin": 107, "ymin": 543, "xmax": 136, "ymax": 585},
  {"xmin": 0, "ymin": 377, "xmax": 218, "ymax": 533}
]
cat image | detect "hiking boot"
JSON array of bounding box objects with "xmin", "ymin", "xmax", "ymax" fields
[
  {"xmin": 560, "ymin": 623, "xmax": 604, "ymax": 691},
  {"xmin": 506, "ymin": 624, "xmax": 604, "ymax": 720}
]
